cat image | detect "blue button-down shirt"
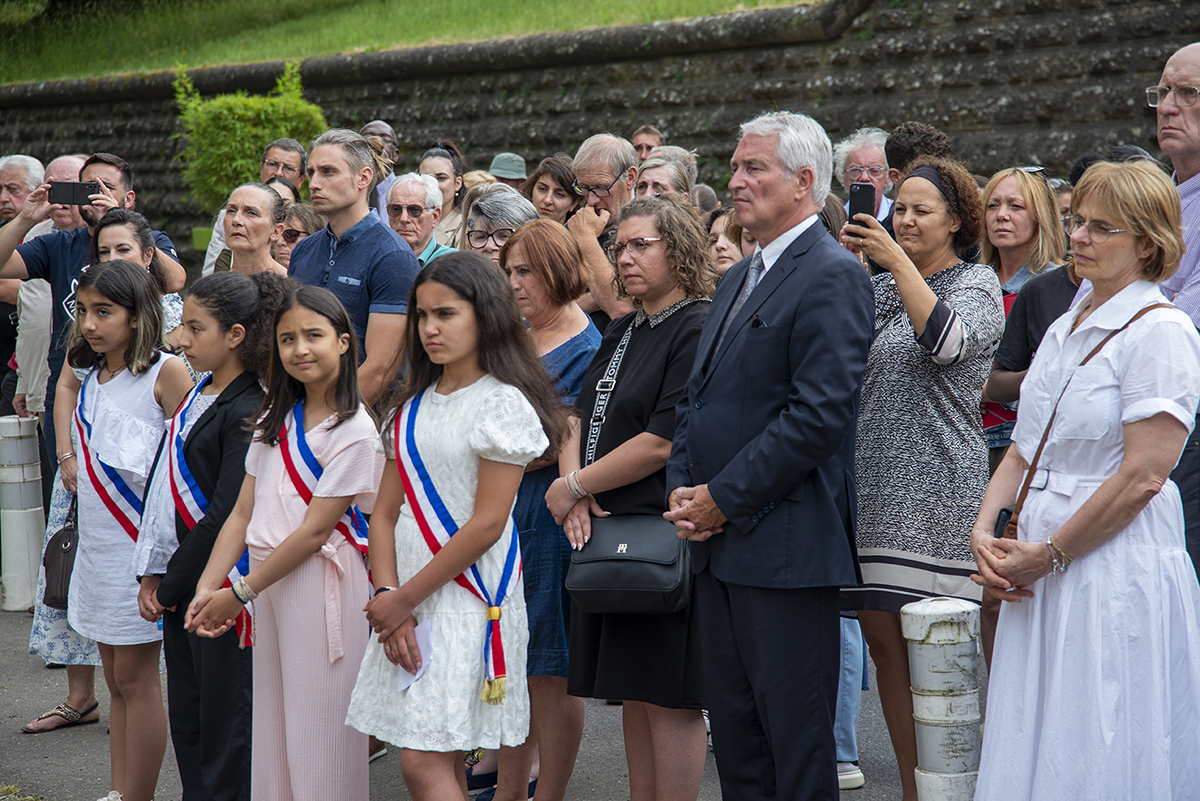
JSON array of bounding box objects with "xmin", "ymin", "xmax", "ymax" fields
[{"xmin": 288, "ymin": 211, "xmax": 419, "ymax": 362}]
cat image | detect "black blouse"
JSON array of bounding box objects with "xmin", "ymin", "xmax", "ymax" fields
[{"xmin": 574, "ymin": 298, "xmax": 709, "ymax": 516}]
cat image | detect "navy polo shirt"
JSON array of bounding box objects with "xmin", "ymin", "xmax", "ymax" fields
[{"xmin": 288, "ymin": 211, "xmax": 418, "ymax": 363}]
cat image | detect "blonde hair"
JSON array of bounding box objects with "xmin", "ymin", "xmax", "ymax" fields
[
  {"xmin": 1071, "ymin": 161, "xmax": 1184, "ymax": 283},
  {"xmin": 979, "ymin": 168, "xmax": 1067, "ymax": 274}
]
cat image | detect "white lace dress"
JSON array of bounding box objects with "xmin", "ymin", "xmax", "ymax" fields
[{"xmin": 346, "ymin": 375, "xmax": 548, "ymax": 750}]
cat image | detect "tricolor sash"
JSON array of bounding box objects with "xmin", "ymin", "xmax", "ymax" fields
[
  {"xmin": 75, "ymin": 370, "xmax": 142, "ymax": 541},
  {"xmin": 278, "ymin": 400, "xmax": 370, "ymax": 558},
  {"xmin": 395, "ymin": 391, "xmax": 522, "ymax": 704},
  {"xmin": 168, "ymin": 377, "xmax": 253, "ymax": 647}
]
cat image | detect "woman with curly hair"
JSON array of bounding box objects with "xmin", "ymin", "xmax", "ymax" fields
[
  {"xmin": 545, "ymin": 197, "xmax": 717, "ymax": 801},
  {"xmin": 840, "ymin": 157, "xmax": 1005, "ymax": 801}
]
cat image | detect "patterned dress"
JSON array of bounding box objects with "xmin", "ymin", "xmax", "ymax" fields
[{"xmin": 845, "ymin": 261, "xmax": 1004, "ymax": 613}]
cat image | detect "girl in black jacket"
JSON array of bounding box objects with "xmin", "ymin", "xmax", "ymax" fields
[{"xmin": 134, "ymin": 271, "xmax": 294, "ymax": 801}]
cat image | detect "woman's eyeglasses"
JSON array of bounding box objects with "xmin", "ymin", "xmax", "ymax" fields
[
  {"xmin": 280, "ymin": 228, "xmax": 308, "ymax": 245},
  {"xmin": 1062, "ymin": 215, "xmax": 1128, "ymax": 244},
  {"xmin": 609, "ymin": 237, "xmax": 663, "ymax": 260},
  {"xmin": 466, "ymin": 228, "xmax": 515, "ymax": 248}
]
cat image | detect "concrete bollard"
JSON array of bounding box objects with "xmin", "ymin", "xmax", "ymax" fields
[
  {"xmin": 901, "ymin": 596, "xmax": 981, "ymax": 801},
  {"xmin": 0, "ymin": 416, "xmax": 45, "ymax": 611}
]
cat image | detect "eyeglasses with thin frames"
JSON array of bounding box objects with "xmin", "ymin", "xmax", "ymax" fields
[
  {"xmin": 572, "ymin": 173, "xmax": 623, "ymax": 199},
  {"xmin": 261, "ymin": 159, "xmax": 300, "ymax": 177},
  {"xmin": 1146, "ymin": 85, "xmax": 1200, "ymax": 108},
  {"xmin": 1062, "ymin": 215, "xmax": 1128, "ymax": 244},
  {"xmin": 609, "ymin": 237, "xmax": 663, "ymax": 261},
  {"xmin": 846, "ymin": 166, "xmax": 886, "ymax": 180}
]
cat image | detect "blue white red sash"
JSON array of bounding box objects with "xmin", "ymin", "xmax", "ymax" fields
[
  {"xmin": 278, "ymin": 400, "xmax": 370, "ymax": 558},
  {"xmin": 75, "ymin": 370, "xmax": 142, "ymax": 541},
  {"xmin": 395, "ymin": 390, "xmax": 522, "ymax": 704},
  {"xmin": 168, "ymin": 377, "xmax": 253, "ymax": 647}
]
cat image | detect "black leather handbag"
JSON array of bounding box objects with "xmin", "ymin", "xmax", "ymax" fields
[
  {"xmin": 566, "ymin": 514, "xmax": 692, "ymax": 615},
  {"xmin": 42, "ymin": 495, "xmax": 78, "ymax": 611}
]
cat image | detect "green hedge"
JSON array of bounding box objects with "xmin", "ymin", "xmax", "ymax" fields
[{"xmin": 174, "ymin": 62, "xmax": 326, "ymax": 210}]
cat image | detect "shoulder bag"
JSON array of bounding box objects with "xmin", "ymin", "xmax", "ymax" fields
[
  {"xmin": 42, "ymin": 494, "xmax": 78, "ymax": 610},
  {"xmin": 996, "ymin": 302, "xmax": 1170, "ymax": 539},
  {"xmin": 565, "ymin": 319, "xmax": 692, "ymax": 614}
]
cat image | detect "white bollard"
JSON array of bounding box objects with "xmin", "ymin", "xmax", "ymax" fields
[
  {"xmin": 901, "ymin": 596, "xmax": 981, "ymax": 801},
  {"xmin": 0, "ymin": 415, "xmax": 45, "ymax": 611}
]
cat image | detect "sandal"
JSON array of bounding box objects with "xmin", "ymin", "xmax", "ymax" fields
[{"xmin": 21, "ymin": 701, "xmax": 100, "ymax": 733}]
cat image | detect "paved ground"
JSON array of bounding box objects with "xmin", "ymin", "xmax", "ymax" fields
[{"xmin": 0, "ymin": 606, "xmax": 983, "ymax": 800}]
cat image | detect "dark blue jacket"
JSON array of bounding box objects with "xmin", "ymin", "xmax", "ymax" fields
[{"xmin": 666, "ymin": 221, "xmax": 874, "ymax": 590}]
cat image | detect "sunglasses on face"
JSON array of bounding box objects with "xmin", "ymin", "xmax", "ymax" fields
[
  {"xmin": 388, "ymin": 204, "xmax": 430, "ymax": 220},
  {"xmin": 281, "ymin": 228, "xmax": 308, "ymax": 245}
]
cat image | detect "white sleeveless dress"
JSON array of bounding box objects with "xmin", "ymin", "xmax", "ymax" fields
[{"xmin": 67, "ymin": 355, "xmax": 176, "ymax": 645}]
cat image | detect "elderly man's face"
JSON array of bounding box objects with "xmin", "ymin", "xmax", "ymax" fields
[
  {"xmin": 841, "ymin": 145, "xmax": 889, "ymax": 217},
  {"xmin": 388, "ymin": 181, "xmax": 438, "ymax": 254},
  {"xmin": 1156, "ymin": 45, "xmax": 1200, "ymax": 167},
  {"xmin": 0, "ymin": 165, "xmax": 33, "ymax": 222},
  {"xmin": 360, "ymin": 121, "xmax": 399, "ymax": 164},
  {"xmin": 260, "ymin": 146, "xmax": 305, "ymax": 186},
  {"xmin": 575, "ymin": 164, "xmax": 632, "ymax": 221}
]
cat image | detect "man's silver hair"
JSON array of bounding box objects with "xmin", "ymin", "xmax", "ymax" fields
[
  {"xmin": 392, "ymin": 172, "xmax": 442, "ymax": 211},
  {"xmin": 468, "ymin": 184, "xmax": 539, "ymax": 231},
  {"xmin": 574, "ymin": 134, "xmax": 637, "ymax": 179},
  {"xmin": 832, "ymin": 127, "xmax": 891, "ymax": 190},
  {"xmin": 739, "ymin": 112, "xmax": 833, "ymax": 207},
  {"xmin": 0, "ymin": 155, "xmax": 45, "ymax": 191}
]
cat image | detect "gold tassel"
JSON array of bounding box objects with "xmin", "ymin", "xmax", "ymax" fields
[{"xmin": 480, "ymin": 677, "xmax": 507, "ymax": 705}]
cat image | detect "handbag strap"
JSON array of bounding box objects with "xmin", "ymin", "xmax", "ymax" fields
[
  {"xmin": 585, "ymin": 320, "xmax": 636, "ymax": 467},
  {"xmin": 1002, "ymin": 302, "xmax": 1171, "ymax": 538}
]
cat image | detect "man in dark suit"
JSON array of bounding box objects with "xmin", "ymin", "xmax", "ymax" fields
[{"xmin": 665, "ymin": 111, "xmax": 874, "ymax": 800}]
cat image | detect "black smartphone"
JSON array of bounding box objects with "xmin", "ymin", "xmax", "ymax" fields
[
  {"xmin": 48, "ymin": 181, "xmax": 100, "ymax": 206},
  {"xmin": 848, "ymin": 182, "xmax": 875, "ymax": 223}
]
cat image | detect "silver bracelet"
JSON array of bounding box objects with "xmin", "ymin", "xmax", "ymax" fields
[{"xmin": 566, "ymin": 470, "xmax": 589, "ymax": 500}]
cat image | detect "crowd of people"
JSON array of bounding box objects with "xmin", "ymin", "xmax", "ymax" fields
[{"xmin": 0, "ymin": 39, "xmax": 1198, "ymax": 801}]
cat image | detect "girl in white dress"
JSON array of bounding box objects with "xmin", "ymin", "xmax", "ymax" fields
[
  {"xmin": 59, "ymin": 259, "xmax": 193, "ymax": 801},
  {"xmin": 346, "ymin": 252, "xmax": 565, "ymax": 801}
]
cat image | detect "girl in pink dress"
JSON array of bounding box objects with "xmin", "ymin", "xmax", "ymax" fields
[{"xmin": 186, "ymin": 286, "xmax": 384, "ymax": 801}]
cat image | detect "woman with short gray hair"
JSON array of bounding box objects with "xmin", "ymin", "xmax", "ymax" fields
[{"xmin": 464, "ymin": 185, "xmax": 539, "ymax": 265}]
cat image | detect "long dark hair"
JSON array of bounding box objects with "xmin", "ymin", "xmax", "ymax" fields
[
  {"xmin": 67, "ymin": 259, "xmax": 164, "ymax": 374},
  {"xmin": 389, "ymin": 251, "xmax": 565, "ymax": 451},
  {"xmin": 252, "ymin": 286, "xmax": 364, "ymax": 445},
  {"xmin": 419, "ymin": 140, "xmax": 467, "ymax": 208},
  {"xmin": 88, "ymin": 209, "xmax": 170, "ymax": 293},
  {"xmin": 188, "ymin": 271, "xmax": 298, "ymax": 380}
]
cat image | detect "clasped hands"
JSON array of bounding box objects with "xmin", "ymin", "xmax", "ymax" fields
[
  {"xmin": 363, "ymin": 589, "xmax": 422, "ymax": 674},
  {"xmin": 665, "ymin": 484, "xmax": 726, "ymax": 541},
  {"xmin": 969, "ymin": 527, "xmax": 1054, "ymax": 602}
]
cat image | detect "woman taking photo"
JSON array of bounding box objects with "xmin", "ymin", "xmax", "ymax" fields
[
  {"xmin": 419, "ymin": 140, "xmax": 467, "ymax": 248},
  {"xmin": 522, "ymin": 156, "xmax": 583, "ymax": 226},
  {"xmin": 841, "ymin": 157, "xmax": 1004, "ymax": 801},
  {"xmin": 545, "ymin": 197, "xmax": 717, "ymax": 801},
  {"xmin": 972, "ymin": 160, "xmax": 1200, "ymax": 800},
  {"xmin": 492, "ymin": 219, "xmax": 601, "ymax": 801},
  {"xmin": 223, "ymin": 183, "xmax": 289, "ymax": 277}
]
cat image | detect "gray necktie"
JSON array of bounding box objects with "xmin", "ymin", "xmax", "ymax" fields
[{"xmin": 714, "ymin": 250, "xmax": 764, "ymax": 353}]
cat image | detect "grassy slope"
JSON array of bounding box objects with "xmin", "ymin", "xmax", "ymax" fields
[{"xmin": 0, "ymin": 0, "xmax": 810, "ymax": 86}]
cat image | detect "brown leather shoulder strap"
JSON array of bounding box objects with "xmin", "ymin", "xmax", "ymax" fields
[{"xmin": 1002, "ymin": 302, "xmax": 1172, "ymax": 538}]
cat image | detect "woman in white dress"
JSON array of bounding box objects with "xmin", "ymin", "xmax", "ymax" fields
[
  {"xmin": 346, "ymin": 251, "xmax": 565, "ymax": 801},
  {"xmin": 971, "ymin": 160, "xmax": 1200, "ymax": 800}
]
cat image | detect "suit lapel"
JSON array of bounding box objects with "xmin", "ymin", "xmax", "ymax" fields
[
  {"xmin": 183, "ymin": 371, "xmax": 258, "ymax": 456},
  {"xmin": 699, "ymin": 224, "xmax": 825, "ymax": 386}
]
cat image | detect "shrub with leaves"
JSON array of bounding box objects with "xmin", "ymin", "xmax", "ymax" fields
[{"xmin": 174, "ymin": 62, "xmax": 326, "ymax": 209}]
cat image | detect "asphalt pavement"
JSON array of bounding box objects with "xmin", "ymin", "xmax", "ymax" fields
[{"xmin": 0, "ymin": 607, "xmax": 927, "ymax": 800}]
